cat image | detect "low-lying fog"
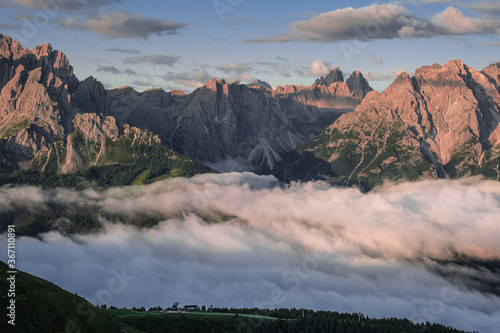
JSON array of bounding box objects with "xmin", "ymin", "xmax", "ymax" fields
[{"xmin": 1, "ymin": 173, "xmax": 499, "ymax": 332}]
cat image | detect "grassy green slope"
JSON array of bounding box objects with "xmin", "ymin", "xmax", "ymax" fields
[
  {"xmin": 0, "ymin": 262, "xmax": 471, "ymax": 333},
  {"xmin": 0, "ymin": 261, "xmax": 141, "ymax": 333},
  {"xmin": 1, "ymin": 131, "xmax": 215, "ymax": 188},
  {"xmin": 274, "ymin": 118, "xmax": 433, "ymax": 189},
  {"xmin": 107, "ymin": 308, "xmax": 472, "ymax": 333}
]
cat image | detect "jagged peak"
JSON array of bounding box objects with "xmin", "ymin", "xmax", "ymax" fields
[
  {"xmin": 79, "ymin": 76, "xmax": 105, "ymax": 91},
  {"xmin": 346, "ymin": 70, "xmax": 372, "ymax": 98},
  {"xmin": 444, "ymin": 59, "xmax": 465, "ymax": 68},
  {"xmin": 0, "ymin": 33, "xmax": 13, "ymax": 45},
  {"xmin": 274, "ymin": 84, "xmax": 301, "ymax": 94},
  {"xmin": 204, "ymin": 77, "xmax": 227, "ymax": 91},
  {"xmin": 315, "ymin": 67, "xmax": 344, "ymax": 86},
  {"xmin": 483, "ymin": 62, "xmax": 500, "ymax": 73},
  {"xmin": 385, "ymin": 71, "xmax": 412, "ymax": 90},
  {"xmin": 396, "ymin": 71, "xmax": 411, "ymax": 81},
  {"xmin": 0, "ymin": 33, "xmax": 26, "ymax": 60},
  {"xmin": 330, "ymin": 66, "xmax": 342, "ymax": 74},
  {"xmin": 82, "ymin": 76, "xmax": 98, "ymax": 82},
  {"xmin": 441, "ymin": 59, "xmax": 469, "ymax": 75},
  {"xmin": 32, "ymin": 43, "xmax": 53, "ymax": 59}
]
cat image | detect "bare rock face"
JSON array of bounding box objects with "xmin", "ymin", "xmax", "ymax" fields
[
  {"xmin": 0, "ymin": 34, "xmax": 80, "ymax": 171},
  {"xmin": 346, "ymin": 70, "xmax": 373, "ymax": 98},
  {"xmin": 0, "ymin": 33, "xmax": 372, "ymax": 177},
  {"xmin": 274, "ymin": 60, "xmax": 500, "ymax": 186},
  {"xmin": 0, "ymin": 33, "xmax": 28, "ymax": 60},
  {"xmin": 315, "ymin": 67, "xmax": 344, "ymax": 86},
  {"xmin": 106, "ymin": 72, "xmax": 368, "ymax": 171},
  {"xmin": 0, "ymin": 34, "xmax": 211, "ymax": 181}
]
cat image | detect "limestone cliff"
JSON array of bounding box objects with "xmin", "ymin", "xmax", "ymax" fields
[
  {"xmin": 273, "ymin": 60, "xmax": 500, "ymax": 187},
  {"xmin": 0, "ymin": 33, "xmax": 213, "ymax": 185}
]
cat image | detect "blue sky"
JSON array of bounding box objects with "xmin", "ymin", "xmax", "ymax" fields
[{"xmin": 0, "ymin": 0, "xmax": 499, "ymax": 92}]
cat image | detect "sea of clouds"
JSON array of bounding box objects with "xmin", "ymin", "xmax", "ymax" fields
[{"xmin": 1, "ymin": 172, "xmax": 499, "ymax": 332}]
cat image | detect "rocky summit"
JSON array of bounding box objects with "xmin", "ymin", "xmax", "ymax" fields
[
  {"xmin": 105, "ymin": 70, "xmax": 368, "ymax": 171},
  {"xmin": 0, "ymin": 33, "xmax": 370, "ymax": 182},
  {"xmin": 0, "ymin": 33, "xmax": 213, "ymax": 186},
  {"xmin": 2, "ymin": 32, "xmax": 498, "ymax": 189},
  {"xmin": 273, "ymin": 60, "xmax": 500, "ymax": 188}
]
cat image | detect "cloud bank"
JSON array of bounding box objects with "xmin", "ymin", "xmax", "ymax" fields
[
  {"xmin": 6, "ymin": 0, "xmax": 122, "ymax": 12},
  {"xmin": 58, "ymin": 11, "xmax": 187, "ymax": 39},
  {"xmin": 1, "ymin": 173, "xmax": 499, "ymax": 333},
  {"xmin": 246, "ymin": 4, "xmax": 500, "ymax": 43},
  {"xmin": 124, "ymin": 53, "xmax": 181, "ymax": 66}
]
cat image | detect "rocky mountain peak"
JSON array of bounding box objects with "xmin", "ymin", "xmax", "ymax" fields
[
  {"xmin": 274, "ymin": 60, "xmax": 500, "ymax": 187},
  {"xmin": 32, "ymin": 43, "xmax": 53, "ymax": 59},
  {"xmin": 387, "ymin": 71, "xmax": 412, "ymax": 89},
  {"xmin": 204, "ymin": 77, "xmax": 228, "ymax": 91},
  {"xmin": 72, "ymin": 76, "xmax": 107, "ymax": 114},
  {"xmin": 315, "ymin": 67, "xmax": 344, "ymax": 86},
  {"xmin": 346, "ymin": 70, "xmax": 372, "ymax": 98},
  {"xmin": 0, "ymin": 33, "xmax": 27, "ymax": 60},
  {"xmin": 481, "ymin": 62, "xmax": 500, "ymax": 86},
  {"xmin": 274, "ymin": 85, "xmax": 300, "ymax": 94},
  {"xmin": 442, "ymin": 59, "xmax": 466, "ymax": 73}
]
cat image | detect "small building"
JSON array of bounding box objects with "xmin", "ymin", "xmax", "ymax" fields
[
  {"xmin": 169, "ymin": 302, "xmax": 180, "ymax": 311},
  {"xmin": 183, "ymin": 305, "xmax": 199, "ymax": 311}
]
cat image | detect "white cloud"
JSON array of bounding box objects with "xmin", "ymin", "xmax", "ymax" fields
[
  {"xmin": 8, "ymin": 0, "xmax": 122, "ymax": 12},
  {"xmin": 369, "ymin": 55, "xmax": 384, "ymax": 65},
  {"xmin": 124, "ymin": 68, "xmax": 137, "ymax": 76},
  {"xmin": 58, "ymin": 11, "xmax": 187, "ymax": 39},
  {"xmin": 309, "ymin": 60, "xmax": 331, "ymax": 76},
  {"xmin": 465, "ymin": 0, "xmax": 500, "ymax": 15},
  {"xmin": 0, "ymin": 174, "xmax": 499, "ymax": 333},
  {"xmin": 124, "ymin": 54, "xmax": 181, "ymax": 66},
  {"xmin": 363, "ymin": 68, "xmax": 410, "ymax": 81},
  {"xmin": 162, "ymin": 69, "xmax": 213, "ymax": 88},
  {"xmin": 431, "ymin": 7, "xmax": 482, "ymax": 34},
  {"xmin": 216, "ymin": 62, "xmax": 253, "ymax": 73},
  {"xmin": 226, "ymin": 73, "xmax": 254, "ymax": 84},
  {"xmin": 246, "ymin": 4, "xmax": 500, "ymax": 43},
  {"xmin": 129, "ymin": 80, "xmax": 152, "ymax": 87},
  {"xmin": 105, "ymin": 48, "xmax": 141, "ymax": 54},
  {"xmin": 96, "ymin": 65, "xmax": 121, "ymax": 75},
  {"xmin": 0, "ymin": 22, "xmax": 21, "ymax": 29}
]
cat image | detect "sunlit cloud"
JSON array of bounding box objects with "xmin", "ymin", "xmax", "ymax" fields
[
  {"xmin": 0, "ymin": 174, "xmax": 499, "ymax": 332},
  {"xmin": 58, "ymin": 11, "xmax": 187, "ymax": 39},
  {"xmin": 246, "ymin": 4, "xmax": 500, "ymax": 43}
]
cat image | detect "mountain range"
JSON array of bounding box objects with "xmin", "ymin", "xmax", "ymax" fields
[
  {"xmin": 0, "ymin": 33, "xmax": 499, "ymax": 188},
  {"xmin": 273, "ymin": 60, "xmax": 500, "ymax": 188}
]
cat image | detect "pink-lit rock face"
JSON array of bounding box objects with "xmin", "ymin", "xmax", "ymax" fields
[{"xmin": 293, "ymin": 60, "xmax": 500, "ymax": 183}]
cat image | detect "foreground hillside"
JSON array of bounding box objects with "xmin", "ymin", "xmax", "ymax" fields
[
  {"xmin": 0, "ymin": 261, "xmax": 473, "ymax": 333},
  {"xmin": 274, "ymin": 60, "xmax": 500, "ymax": 188},
  {"xmin": 0, "ymin": 261, "xmax": 140, "ymax": 332}
]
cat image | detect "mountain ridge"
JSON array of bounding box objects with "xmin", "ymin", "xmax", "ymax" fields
[
  {"xmin": 0, "ymin": 33, "xmax": 214, "ymax": 186},
  {"xmin": 0, "ymin": 33, "xmax": 372, "ymax": 176},
  {"xmin": 273, "ymin": 59, "xmax": 500, "ymax": 187}
]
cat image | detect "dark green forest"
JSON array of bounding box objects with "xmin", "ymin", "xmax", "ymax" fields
[{"xmin": 108, "ymin": 307, "xmax": 476, "ymax": 333}]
